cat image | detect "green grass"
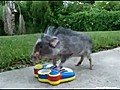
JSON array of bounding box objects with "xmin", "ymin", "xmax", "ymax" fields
[
  {"xmin": 0, "ymin": 31, "xmax": 120, "ymax": 72},
  {"xmin": 0, "ymin": 33, "xmax": 41, "ymax": 71},
  {"xmin": 85, "ymin": 31, "xmax": 120, "ymax": 52}
]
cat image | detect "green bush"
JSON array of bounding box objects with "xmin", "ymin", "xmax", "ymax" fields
[
  {"xmin": 94, "ymin": 1, "xmax": 120, "ymax": 11},
  {"xmin": 57, "ymin": 10, "xmax": 120, "ymax": 31},
  {"xmin": 1, "ymin": 1, "xmax": 120, "ymax": 35},
  {"xmin": 15, "ymin": 1, "xmax": 53, "ymax": 34},
  {"xmin": 0, "ymin": 4, "xmax": 2, "ymax": 19},
  {"xmin": 0, "ymin": 31, "xmax": 120, "ymax": 71}
]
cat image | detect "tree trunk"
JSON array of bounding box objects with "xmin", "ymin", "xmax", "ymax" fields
[
  {"xmin": 18, "ymin": 2, "xmax": 26, "ymax": 34},
  {"xmin": 3, "ymin": 5, "xmax": 9, "ymax": 34},
  {"xmin": 3, "ymin": 1, "xmax": 17, "ymax": 35},
  {"xmin": 19, "ymin": 14, "xmax": 26, "ymax": 34}
]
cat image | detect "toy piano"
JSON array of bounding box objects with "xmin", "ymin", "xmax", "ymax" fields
[{"xmin": 34, "ymin": 64, "xmax": 75, "ymax": 85}]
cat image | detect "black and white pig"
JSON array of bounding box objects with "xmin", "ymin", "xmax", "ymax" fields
[{"xmin": 31, "ymin": 26, "xmax": 93, "ymax": 70}]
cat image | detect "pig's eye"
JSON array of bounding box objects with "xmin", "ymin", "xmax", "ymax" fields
[
  {"xmin": 37, "ymin": 42, "xmax": 43, "ymax": 48},
  {"xmin": 39, "ymin": 43, "xmax": 43, "ymax": 48},
  {"xmin": 39, "ymin": 45, "xmax": 42, "ymax": 48}
]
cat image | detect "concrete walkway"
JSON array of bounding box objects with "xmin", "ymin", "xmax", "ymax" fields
[{"xmin": 0, "ymin": 47, "xmax": 120, "ymax": 89}]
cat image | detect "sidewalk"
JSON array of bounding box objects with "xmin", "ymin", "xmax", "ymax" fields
[{"xmin": 0, "ymin": 47, "xmax": 120, "ymax": 89}]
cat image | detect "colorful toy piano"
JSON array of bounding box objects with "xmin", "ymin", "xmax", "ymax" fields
[{"xmin": 34, "ymin": 64, "xmax": 75, "ymax": 85}]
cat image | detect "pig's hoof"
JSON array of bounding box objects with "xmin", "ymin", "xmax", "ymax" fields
[
  {"xmin": 75, "ymin": 64, "xmax": 80, "ymax": 66},
  {"xmin": 89, "ymin": 67, "xmax": 92, "ymax": 70},
  {"xmin": 57, "ymin": 66, "xmax": 63, "ymax": 70},
  {"xmin": 59, "ymin": 69, "xmax": 67, "ymax": 72},
  {"xmin": 89, "ymin": 65, "xmax": 94, "ymax": 70},
  {"xmin": 50, "ymin": 65, "xmax": 57, "ymax": 69},
  {"xmin": 60, "ymin": 66, "xmax": 63, "ymax": 69}
]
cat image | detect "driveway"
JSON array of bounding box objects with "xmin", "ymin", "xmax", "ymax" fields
[{"xmin": 0, "ymin": 47, "xmax": 120, "ymax": 89}]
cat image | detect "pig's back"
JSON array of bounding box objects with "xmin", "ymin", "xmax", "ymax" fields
[
  {"xmin": 54, "ymin": 26, "xmax": 92, "ymax": 44},
  {"xmin": 54, "ymin": 27, "xmax": 92, "ymax": 56}
]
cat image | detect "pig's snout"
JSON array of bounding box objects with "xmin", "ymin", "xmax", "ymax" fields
[
  {"xmin": 30, "ymin": 55, "xmax": 37, "ymax": 61},
  {"xmin": 30, "ymin": 52, "xmax": 41, "ymax": 62}
]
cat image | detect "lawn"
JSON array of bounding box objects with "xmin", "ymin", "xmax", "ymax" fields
[{"xmin": 0, "ymin": 31, "xmax": 120, "ymax": 72}]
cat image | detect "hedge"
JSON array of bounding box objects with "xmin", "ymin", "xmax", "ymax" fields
[{"xmin": 57, "ymin": 10, "xmax": 120, "ymax": 31}]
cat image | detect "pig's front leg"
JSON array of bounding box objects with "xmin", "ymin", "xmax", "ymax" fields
[
  {"xmin": 58, "ymin": 55, "xmax": 70, "ymax": 69},
  {"xmin": 53, "ymin": 59, "xmax": 57, "ymax": 67},
  {"xmin": 50, "ymin": 59, "xmax": 57, "ymax": 69}
]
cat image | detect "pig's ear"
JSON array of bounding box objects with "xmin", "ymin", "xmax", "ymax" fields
[
  {"xmin": 46, "ymin": 26, "xmax": 55, "ymax": 35},
  {"xmin": 49, "ymin": 36, "xmax": 59, "ymax": 48}
]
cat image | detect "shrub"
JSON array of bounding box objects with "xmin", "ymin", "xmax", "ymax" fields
[
  {"xmin": 57, "ymin": 10, "xmax": 120, "ymax": 31},
  {"xmin": 20, "ymin": 1, "xmax": 52, "ymax": 33}
]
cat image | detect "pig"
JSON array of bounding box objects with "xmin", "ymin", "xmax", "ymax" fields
[{"xmin": 31, "ymin": 26, "xmax": 93, "ymax": 70}]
